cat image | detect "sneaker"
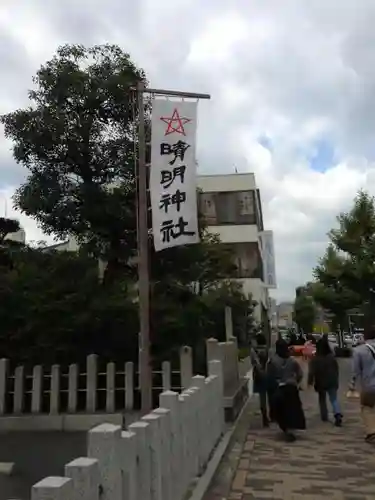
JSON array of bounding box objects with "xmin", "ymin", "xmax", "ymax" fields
[
  {"xmin": 365, "ymin": 433, "xmax": 375, "ymax": 444},
  {"xmin": 285, "ymin": 432, "xmax": 296, "ymax": 442},
  {"xmin": 334, "ymin": 414, "xmax": 343, "ymax": 427},
  {"xmin": 262, "ymin": 418, "xmax": 270, "ymax": 428}
]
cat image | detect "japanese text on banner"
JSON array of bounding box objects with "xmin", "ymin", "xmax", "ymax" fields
[{"xmin": 150, "ymin": 99, "xmax": 199, "ymax": 252}]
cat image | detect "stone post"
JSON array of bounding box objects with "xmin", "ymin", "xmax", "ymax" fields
[
  {"xmin": 208, "ymin": 360, "xmax": 224, "ymax": 436},
  {"xmin": 191, "ymin": 375, "xmax": 207, "ymax": 470},
  {"xmin": 31, "ymin": 477, "xmax": 72, "ymax": 500},
  {"xmin": 205, "ymin": 375, "xmax": 216, "ymax": 453},
  {"xmin": 106, "ymin": 362, "xmax": 116, "ymax": 413},
  {"xmin": 120, "ymin": 431, "xmax": 137, "ymax": 500},
  {"xmin": 31, "ymin": 365, "xmax": 43, "ymax": 414},
  {"xmin": 185, "ymin": 387, "xmax": 200, "ymax": 478},
  {"xmin": 0, "ymin": 358, "xmax": 9, "ymax": 415},
  {"xmin": 229, "ymin": 336, "xmax": 240, "ymax": 385},
  {"xmin": 153, "ymin": 408, "xmax": 172, "ymax": 500},
  {"xmin": 13, "ymin": 366, "xmax": 24, "ymax": 414},
  {"xmin": 162, "ymin": 361, "xmax": 171, "ymax": 391},
  {"xmin": 125, "ymin": 362, "xmax": 134, "ymax": 410},
  {"xmin": 128, "ymin": 421, "xmax": 151, "ymax": 500},
  {"xmin": 68, "ymin": 364, "xmax": 78, "ymax": 413},
  {"xmin": 88, "ymin": 423, "xmax": 122, "ymax": 500},
  {"xmin": 86, "ymin": 354, "xmax": 97, "ymax": 412},
  {"xmin": 50, "ymin": 364, "xmax": 60, "ymax": 414},
  {"xmin": 225, "ymin": 306, "xmax": 233, "ymax": 340},
  {"xmin": 65, "ymin": 457, "xmax": 99, "ymax": 500},
  {"xmin": 179, "ymin": 346, "xmax": 193, "ymax": 389},
  {"xmin": 159, "ymin": 390, "xmax": 182, "ymax": 500},
  {"xmin": 142, "ymin": 413, "xmax": 163, "ymax": 500},
  {"xmin": 178, "ymin": 392, "xmax": 191, "ymax": 493},
  {"xmin": 206, "ymin": 338, "xmax": 221, "ymax": 365}
]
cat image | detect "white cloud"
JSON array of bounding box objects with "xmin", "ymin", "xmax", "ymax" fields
[{"xmin": 1, "ymin": 0, "xmax": 375, "ymax": 300}]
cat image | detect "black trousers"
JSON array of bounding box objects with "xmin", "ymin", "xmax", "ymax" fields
[{"xmin": 259, "ymin": 390, "xmax": 268, "ymax": 419}]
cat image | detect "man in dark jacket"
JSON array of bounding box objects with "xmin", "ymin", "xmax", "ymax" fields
[{"xmin": 308, "ymin": 337, "xmax": 342, "ymax": 426}]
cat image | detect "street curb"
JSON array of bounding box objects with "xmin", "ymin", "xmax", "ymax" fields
[{"xmin": 188, "ymin": 381, "xmax": 253, "ymax": 500}]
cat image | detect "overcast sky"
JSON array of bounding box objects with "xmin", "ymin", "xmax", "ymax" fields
[{"xmin": 1, "ymin": 0, "xmax": 375, "ymax": 302}]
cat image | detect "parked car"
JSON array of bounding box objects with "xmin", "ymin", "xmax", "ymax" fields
[
  {"xmin": 289, "ymin": 341, "xmax": 316, "ymax": 358},
  {"xmin": 328, "ymin": 333, "xmax": 338, "ymax": 344},
  {"xmin": 302, "ymin": 340, "xmax": 316, "ymax": 359}
]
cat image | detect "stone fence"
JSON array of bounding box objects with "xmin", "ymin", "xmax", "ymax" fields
[
  {"xmin": 0, "ymin": 337, "xmax": 248, "ymax": 417},
  {"xmin": 21, "ymin": 359, "xmax": 225, "ymax": 500},
  {"xmin": 0, "ymin": 346, "xmax": 196, "ymax": 419}
]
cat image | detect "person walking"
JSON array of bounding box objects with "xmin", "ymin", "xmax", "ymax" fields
[
  {"xmin": 250, "ymin": 334, "xmax": 270, "ymax": 427},
  {"xmin": 348, "ymin": 323, "xmax": 375, "ymax": 444},
  {"xmin": 308, "ymin": 337, "xmax": 342, "ymax": 426},
  {"xmin": 267, "ymin": 339, "xmax": 306, "ymax": 442}
]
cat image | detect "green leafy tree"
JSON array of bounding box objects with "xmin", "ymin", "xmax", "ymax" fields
[
  {"xmin": 330, "ymin": 190, "xmax": 375, "ymax": 311},
  {"xmin": 1, "ymin": 43, "xmax": 256, "ymax": 364},
  {"xmin": 0, "ymin": 217, "xmax": 20, "ymax": 243},
  {"xmin": 313, "ymin": 246, "xmax": 360, "ymax": 345},
  {"xmin": 314, "ymin": 190, "xmax": 375, "ymax": 320},
  {"xmin": 1, "ymin": 44, "xmax": 146, "ymax": 285},
  {"xmin": 0, "ymin": 217, "xmax": 22, "ymax": 269},
  {"xmin": 0, "ymin": 247, "xmax": 139, "ymax": 365},
  {"xmin": 293, "ymin": 293, "xmax": 316, "ymax": 334}
]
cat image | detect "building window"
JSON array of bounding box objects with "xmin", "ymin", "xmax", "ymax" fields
[
  {"xmin": 200, "ymin": 193, "xmax": 217, "ymax": 224},
  {"xmin": 199, "ymin": 190, "xmax": 256, "ymax": 225},
  {"xmin": 224, "ymin": 242, "xmax": 263, "ymax": 279}
]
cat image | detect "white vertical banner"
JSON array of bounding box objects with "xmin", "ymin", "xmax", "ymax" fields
[
  {"xmin": 259, "ymin": 230, "xmax": 277, "ymax": 288},
  {"xmin": 150, "ymin": 98, "xmax": 199, "ymax": 252}
]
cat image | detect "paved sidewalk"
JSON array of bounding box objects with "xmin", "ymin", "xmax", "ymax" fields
[{"xmin": 205, "ymin": 359, "xmax": 375, "ymax": 500}]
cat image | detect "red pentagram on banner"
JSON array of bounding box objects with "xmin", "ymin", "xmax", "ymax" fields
[{"xmin": 160, "ymin": 108, "xmax": 191, "ymax": 136}]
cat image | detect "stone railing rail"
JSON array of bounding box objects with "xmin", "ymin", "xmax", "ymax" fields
[
  {"xmin": 21, "ymin": 359, "xmax": 224, "ymax": 500},
  {"xmin": 0, "ymin": 346, "xmax": 194, "ymax": 417}
]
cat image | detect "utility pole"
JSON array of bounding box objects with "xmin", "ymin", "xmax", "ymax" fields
[
  {"xmin": 137, "ymin": 81, "xmax": 152, "ymax": 413},
  {"xmin": 135, "ymin": 82, "xmax": 210, "ymax": 413}
]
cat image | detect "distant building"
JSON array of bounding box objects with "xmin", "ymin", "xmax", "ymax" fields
[
  {"xmin": 197, "ymin": 172, "xmax": 276, "ymax": 327},
  {"xmin": 295, "ymin": 282, "xmax": 313, "ymax": 298},
  {"xmin": 5, "ymin": 226, "xmax": 26, "ymax": 244},
  {"xmin": 43, "ymin": 237, "xmax": 80, "ymax": 252},
  {"xmin": 277, "ymin": 301, "xmax": 294, "ymax": 328},
  {"xmin": 269, "ymin": 297, "xmax": 278, "ymax": 328}
]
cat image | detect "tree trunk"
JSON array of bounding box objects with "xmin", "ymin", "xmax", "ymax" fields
[{"xmin": 102, "ymin": 256, "xmax": 121, "ymax": 287}]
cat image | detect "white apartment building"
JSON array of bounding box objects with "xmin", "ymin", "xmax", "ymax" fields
[
  {"xmin": 197, "ymin": 173, "xmax": 277, "ymax": 327},
  {"xmin": 5, "ymin": 226, "xmax": 26, "ymax": 244},
  {"xmin": 44, "ymin": 237, "xmax": 80, "ymax": 252}
]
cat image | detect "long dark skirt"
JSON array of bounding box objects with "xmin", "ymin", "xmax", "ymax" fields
[
  {"xmin": 253, "ymin": 371, "xmax": 267, "ymax": 394},
  {"xmin": 270, "ymin": 384, "xmax": 306, "ymax": 431}
]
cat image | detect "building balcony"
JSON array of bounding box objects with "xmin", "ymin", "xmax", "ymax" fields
[{"xmin": 206, "ymin": 224, "xmax": 259, "ymax": 244}]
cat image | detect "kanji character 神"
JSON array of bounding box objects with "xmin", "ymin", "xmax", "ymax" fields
[{"xmin": 159, "ymin": 189, "xmax": 187, "ymax": 213}]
